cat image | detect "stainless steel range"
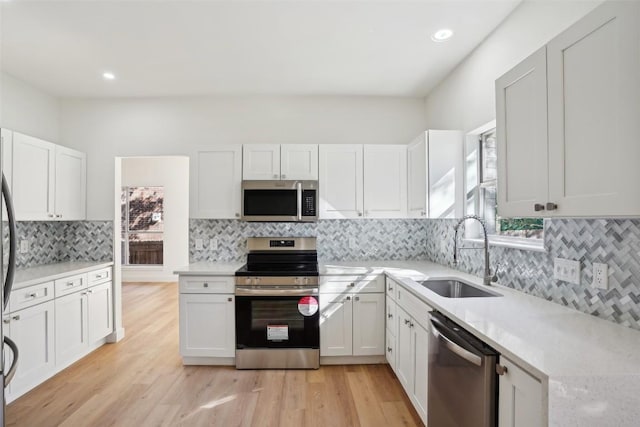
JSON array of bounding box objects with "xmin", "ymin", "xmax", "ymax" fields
[{"xmin": 234, "ymin": 237, "xmax": 319, "ymax": 369}]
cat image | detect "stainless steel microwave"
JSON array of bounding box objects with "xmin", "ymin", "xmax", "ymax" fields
[{"xmin": 241, "ymin": 180, "xmax": 318, "ymax": 222}]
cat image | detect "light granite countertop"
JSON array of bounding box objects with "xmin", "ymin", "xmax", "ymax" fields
[
  {"xmin": 174, "ymin": 259, "xmax": 640, "ymax": 425},
  {"xmin": 13, "ymin": 261, "xmax": 114, "ymax": 290}
]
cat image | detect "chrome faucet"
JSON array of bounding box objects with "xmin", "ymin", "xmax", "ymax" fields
[{"xmin": 453, "ymin": 215, "xmax": 495, "ymax": 286}]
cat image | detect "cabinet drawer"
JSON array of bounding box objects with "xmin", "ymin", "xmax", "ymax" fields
[
  {"xmin": 320, "ymin": 275, "xmax": 384, "ymax": 294},
  {"xmin": 179, "ymin": 276, "xmax": 234, "ymax": 294},
  {"xmin": 88, "ymin": 267, "xmax": 112, "ymax": 286},
  {"xmin": 9, "ymin": 281, "xmax": 54, "ymax": 313},
  {"xmin": 397, "ymin": 286, "xmax": 432, "ymax": 331},
  {"xmin": 54, "ymin": 273, "xmax": 88, "ymax": 297}
]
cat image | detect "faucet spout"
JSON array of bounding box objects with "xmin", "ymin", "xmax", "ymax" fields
[{"xmin": 452, "ymin": 215, "xmax": 492, "ymax": 286}]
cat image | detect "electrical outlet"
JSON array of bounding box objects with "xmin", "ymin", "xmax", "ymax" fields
[
  {"xmin": 593, "ymin": 263, "xmax": 609, "ymax": 290},
  {"xmin": 19, "ymin": 240, "xmax": 29, "ymax": 254},
  {"xmin": 195, "ymin": 239, "xmax": 204, "ymax": 250},
  {"xmin": 348, "ymin": 237, "xmax": 357, "ymax": 250},
  {"xmin": 209, "ymin": 238, "xmax": 218, "ymax": 251},
  {"xmin": 554, "ymin": 257, "xmax": 581, "ymax": 284}
]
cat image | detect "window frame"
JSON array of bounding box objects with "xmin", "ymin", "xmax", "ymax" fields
[
  {"xmin": 463, "ymin": 120, "xmax": 545, "ymax": 252},
  {"xmin": 121, "ymin": 186, "xmax": 165, "ymax": 266}
]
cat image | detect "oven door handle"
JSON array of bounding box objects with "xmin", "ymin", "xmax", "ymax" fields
[
  {"xmin": 235, "ymin": 286, "xmax": 319, "ymax": 296},
  {"xmin": 430, "ymin": 321, "xmax": 482, "ymax": 366}
]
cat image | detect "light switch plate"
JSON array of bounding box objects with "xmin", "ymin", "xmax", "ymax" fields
[
  {"xmin": 209, "ymin": 238, "xmax": 218, "ymax": 251},
  {"xmin": 554, "ymin": 257, "xmax": 581, "ymax": 285},
  {"xmin": 19, "ymin": 240, "xmax": 29, "ymax": 254},
  {"xmin": 195, "ymin": 238, "xmax": 204, "ymax": 250},
  {"xmin": 348, "ymin": 237, "xmax": 357, "ymax": 250}
]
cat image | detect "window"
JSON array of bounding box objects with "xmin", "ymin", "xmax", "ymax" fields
[
  {"xmin": 121, "ymin": 186, "xmax": 164, "ymax": 265},
  {"xmin": 465, "ymin": 124, "xmax": 543, "ymax": 246}
]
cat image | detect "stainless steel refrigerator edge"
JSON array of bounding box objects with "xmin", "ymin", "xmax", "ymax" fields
[{"xmin": 1, "ymin": 131, "xmax": 19, "ymax": 426}]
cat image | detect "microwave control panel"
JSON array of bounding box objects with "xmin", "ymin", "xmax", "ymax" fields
[{"xmin": 302, "ymin": 190, "xmax": 317, "ymax": 217}]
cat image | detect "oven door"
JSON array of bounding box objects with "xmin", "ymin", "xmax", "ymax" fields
[{"xmin": 235, "ymin": 291, "xmax": 320, "ymax": 350}]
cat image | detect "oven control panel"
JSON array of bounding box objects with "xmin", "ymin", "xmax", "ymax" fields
[{"xmin": 270, "ymin": 239, "xmax": 295, "ymax": 248}]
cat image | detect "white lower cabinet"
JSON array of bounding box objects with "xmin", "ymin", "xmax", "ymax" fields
[
  {"xmin": 179, "ymin": 293, "xmax": 235, "ymax": 358},
  {"xmin": 87, "ymin": 281, "xmax": 114, "ymax": 343},
  {"xmin": 4, "ymin": 300, "xmax": 55, "ymax": 398},
  {"xmin": 320, "ymin": 292, "xmax": 385, "ymax": 357},
  {"xmin": 178, "ymin": 275, "xmax": 235, "ymax": 361},
  {"xmin": 55, "ymin": 289, "xmax": 89, "ymax": 367},
  {"xmin": 498, "ymin": 357, "xmax": 543, "ymax": 427}
]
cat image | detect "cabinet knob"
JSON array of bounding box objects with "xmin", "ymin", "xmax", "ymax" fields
[
  {"xmin": 56, "ymin": 214, "xmax": 62, "ymax": 218},
  {"xmin": 388, "ymin": 286, "xmax": 393, "ymax": 291},
  {"xmin": 387, "ymin": 347, "xmax": 392, "ymax": 353},
  {"xmin": 546, "ymin": 202, "xmax": 558, "ymax": 211},
  {"xmin": 227, "ymin": 297, "xmax": 233, "ymax": 302},
  {"xmin": 345, "ymin": 296, "xmax": 351, "ymax": 301},
  {"xmin": 355, "ymin": 296, "xmax": 360, "ymax": 302},
  {"xmin": 349, "ymin": 282, "xmax": 355, "ymax": 287},
  {"xmin": 533, "ymin": 203, "xmax": 545, "ymax": 212},
  {"xmin": 29, "ymin": 293, "xmax": 37, "ymax": 298},
  {"xmin": 48, "ymin": 213, "xmax": 54, "ymax": 218},
  {"xmin": 3, "ymin": 318, "xmax": 9, "ymax": 324},
  {"xmin": 203, "ymin": 283, "xmax": 209, "ymax": 288},
  {"xmin": 273, "ymin": 174, "xmax": 278, "ymax": 179},
  {"xmin": 357, "ymin": 212, "xmax": 362, "ymax": 217},
  {"xmin": 235, "ymin": 213, "xmax": 240, "ymax": 218},
  {"xmin": 404, "ymin": 319, "xmax": 410, "ymax": 325},
  {"xmin": 421, "ymin": 210, "xmax": 426, "ymax": 217},
  {"xmin": 409, "ymin": 322, "xmax": 414, "ymax": 328},
  {"xmin": 12, "ymin": 315, "xmax": 20, "ymax": 321},
  {"xmin": 281, "ymin": 174, "xmax": 286, "ymax": 179},
  {"xmin": 496, "ymin": 364, "xmax": 508, "ymax": 376},
  {"xmin": 387, "ymin": 313, "xmax": 393, "ymax": 319}
]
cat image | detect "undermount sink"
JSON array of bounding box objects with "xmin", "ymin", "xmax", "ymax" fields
[{"xmin": 419, "ymin": 279, "xmax": 502, "ymax": 298}]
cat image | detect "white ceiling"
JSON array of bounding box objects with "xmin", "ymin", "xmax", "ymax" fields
[{"xmin": 0, "ymin": 1, "xmax": 520, "ymax": 98}]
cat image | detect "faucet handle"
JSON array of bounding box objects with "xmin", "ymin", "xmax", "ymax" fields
[{"xmin": 491, "ymin": 262, "xmax": 501, "ymax": 283}]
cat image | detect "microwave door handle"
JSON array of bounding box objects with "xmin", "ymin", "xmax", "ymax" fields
[{"xmin": 297, "ymin": 182, "xmax": 302, "ymax": 220}]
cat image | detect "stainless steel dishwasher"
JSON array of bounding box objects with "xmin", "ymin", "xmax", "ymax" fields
[{"xmin": 428, "ymin": 311, "xmax": 498, "ymax": 427}]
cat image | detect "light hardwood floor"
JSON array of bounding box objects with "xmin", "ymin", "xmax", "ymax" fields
[{"xmin": 7, "ymin": 282, "xmax": 422, "ymax": 427}]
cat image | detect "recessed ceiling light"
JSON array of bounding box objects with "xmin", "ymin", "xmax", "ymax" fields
[
  {"xmin": 431, "ymin": 29, "xmax": 454, "ymax": 42},
  {"xmin": 103, "ymin": 72, "xmax": 116, "ymax": 80}
]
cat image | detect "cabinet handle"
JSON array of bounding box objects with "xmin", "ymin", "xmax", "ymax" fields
[
  {"xmin": 387, "ymin": 347, "xmax": 392, "ymax": 353},
  {"xmin": 28, "ymin": 293, "xmax": 37, "ymax": 298},
  {"xmin": 227, "ymin": 297, "xmax": 233, "ymax": 302},
  {"xmin": 387, "ymin": 285, "xmax": 393, "ymax": 291},
  {"xmin": 55, "ymin": 214, "xmax": 62, "ymax": 218},
  {"xmin": 534, "ymin": 203, "xmax": 545, "ymax": 212},
  {"xmin": 273, "ymin": 174, "xmax": 278, "ymax": 179},
  {"xmin": 235, "ymin": 213, "xmax": 240, "ymax": 218},
  {"xmin": 87, "ymin": 289, "xmax": 94, "ymax": 294},
  {"xmin": 203, "ymin": 283, "xmax": 209, "ymax": 288},
  {"xmin": 12, "ymin": 315, "xmax": 20, "ymax": 321},
  {"xmin": 345, "ymin": 296, "xmax": 351, "ymax": 301},
  {"xmin": 404, "ymin": 319, "xmax": 410, "ymax": 325},
  {"xmin": 3, "ymin": 318, "xmax": 9, "ymax": 324},
  {"xmin": 546, "ymin": 202, "xmax": 558, "ymax": 211},
  {"xmin": 357, "ymin": 212, "xmax": 362, "ymax": 217},
  {"xmin": 349, "ymin": 282, "xmax": 355, "ymax": 287},
  {"xmin": 409, "ymin": 322, "xmax": 414, "ymax": 328},
  {"xmin": 81, "ymin": 292, "xmax": 88, "ymax": 296},
  {"xmin": 355, "ymin": 296, "xmax": 360, "ymax": 302},
  {"xmin": 281, "ymin": 174, "xmax": 286, "ymax": 179},
  {"xmin": 48, "ymin": 213, "xmax": 54, "ymax": 218},
  {"xmin": 387, "ymin": 313, "xmax": 393, "ymax": 319},
  {"xmin": 496, "ymin": 364, "xmax": 508, "ymax": 376},
  {"xmin": 66, "ymin": 282, "xmax": 75, "ymax": 287}
]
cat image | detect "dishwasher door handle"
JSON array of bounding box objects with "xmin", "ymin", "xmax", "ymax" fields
[{"xmin": 431, "ymin": 324, "xmax": 482, "ymax": 366}]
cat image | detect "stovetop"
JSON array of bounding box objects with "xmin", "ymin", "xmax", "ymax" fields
[{"xmin": 234, "ymin": 263, "xmax": 319, "ymax": 277}]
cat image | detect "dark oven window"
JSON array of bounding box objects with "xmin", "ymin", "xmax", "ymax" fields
[
  {"xmin": 236, "ymin": 296, "xmax": 319, "ymax": 349},
  {"xmin": 244, "ymin": 189, "xmax": 297, "ymax": 216}
]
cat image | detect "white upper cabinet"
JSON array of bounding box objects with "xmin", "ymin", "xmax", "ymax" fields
[
  {"xmin": 280, "ymin": 144, "xmax": 319, "ymax": 180},
  {"xmin": 11, "ymin": 131, "xmax": 86, "ymax": 221},
  {"xmin": 546, "ymin": 0, "xmax": 640, "ymax": 216},
  {"xmin": 243, "ymin": 144, "xmax": 318, "ymax": 180},
  {"xmin": 54, "ymin": 145, "xmax": 87, "ymax": 220},
  {"xmin": 192, "ymin": 146, "xmax": 242, "ymax": 219},
  {"xmin": 497, "ymin": 1, "xmax": 640, "ymax": 217},
  {"xmin": 408, "ymin": 130, "xmax": 464, "ymax": 219},
  {"xmin": 12, "ymin": 132, "xmax": 56, "ymax": 220},
  {"xmin": 319, "ymin": 144, "xmax": 364, "ymax": 219},
  {"xmin": 363, "ymin": 145, "xmax": 407, "ymax": 218},
  {"xmin": 496, "ymin": 47, "xmax": 549, "ymax": 218}
]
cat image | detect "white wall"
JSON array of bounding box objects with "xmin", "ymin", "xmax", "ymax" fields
[
  {"xmin": 59, "ymin": 95, "xmax": 426, "ymax": 220},
  {"xmin": 121, "ymin": 156, "xmax": 189, "ymax": 282},
  {"xmin": 424, "ymin": 0, "xmax": 602, "ymax": 132},
  {"xmin": 0, "ymin": 72, "xmax": 60, "ymax": 142}
]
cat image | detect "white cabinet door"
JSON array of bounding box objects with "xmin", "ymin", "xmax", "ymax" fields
[
  {"xmin": 395, "ymin": 305, "xmax": 413, "ymax": 393},
  {"xmin": 243, "ymin": 144, "xmax": 281, "ymax": 180},
  {"xmin": 319, "ymin": 145, "xmax": 363, "ymax": 219},
  {"xmin": 280, "ymin": 144, "xmax": 318, "ymax": 180},
  {"xmin": 87, "ymin": 282, "xmax": 113, "ymax": 343},
  {"xmin": 352, "ymin": 293, "xmax": 384, "ymax": 356},
  {"xmin": 498, "ymin": 358, "xmax": 543, "ymax": 427},
  {"xmin": 363, "ymin": 145, "xmax": 407, "ymax": 218},
  {"xmin": 179, "ymin": 294, "xmax": 235, "ymax": 357},
  {"xmin": 54, "ymin": 145, "xmax": 86, "ymax": 220},
  {"xmin": 55, "ymin": 291, "xmax": 89, "ymax": 367},
  {"xmin": 192, "ymin": 146, "xmax": 242, "ymax": 218},
  {"xmin": 496, "ymin": 47, "xmax": 549, "ymax": 218},
  {"xmin": 5, "ymin": 301, "xmax": 55, "ymax": 397},
  {"xmin": 12, "ymin": 132, "xmax": 55, "ymax": 220},
  {"xmin": 385, "ymin": 332, "xmax": 396, "ymax": 373},
  {"xmin": 407, "ymin": 134, "xmax": 428, "ymax": 218},
  {"xmin": 319, "ymin": 293, "xmax": 353, "ymax": 356},
  {"xmin": 547, "ymin": 1, "xmax": 640, "ymax": 216},
  {"xmin": 411, "ymin": 322, "xmax": 429, "ymax": 423},
  {"xmin": 427, "ymin": 130, "xmax": 463, "ymax": 219}
]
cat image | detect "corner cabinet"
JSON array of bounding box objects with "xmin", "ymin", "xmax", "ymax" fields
[
  {"xmin": 496, "ymin": 1, "xmax": 640, "ymax": 217},
  {"xmin": 242, "ymin": 144, "xmax": 318, "ymax": 180},
  {"xmin": 178, "ymin": 275, "xmax": 235, "ymax": 363},
  {"xmin": 319, "ymin": 274, "xmax": 385, "ymax": 359},
  {"xmin": 10, "ymin": 131, "xmax": 86, "ymax": 221},
  {"xmin": 408, "ymin": 130, "xmax": 464, "ymax": 218},
  {"xmin": 191, "ymin": 146, "xmax": 242, "ymax": 219}
]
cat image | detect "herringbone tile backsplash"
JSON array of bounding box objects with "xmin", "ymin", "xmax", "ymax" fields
[{"xmin": 192, "ymin": 218, "xmax": 640, "ymax": 330}]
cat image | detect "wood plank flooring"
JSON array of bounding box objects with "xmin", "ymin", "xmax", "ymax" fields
[{"xmin": 6, "ymin": 282, "xmax": 422, "ymax": 426}]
